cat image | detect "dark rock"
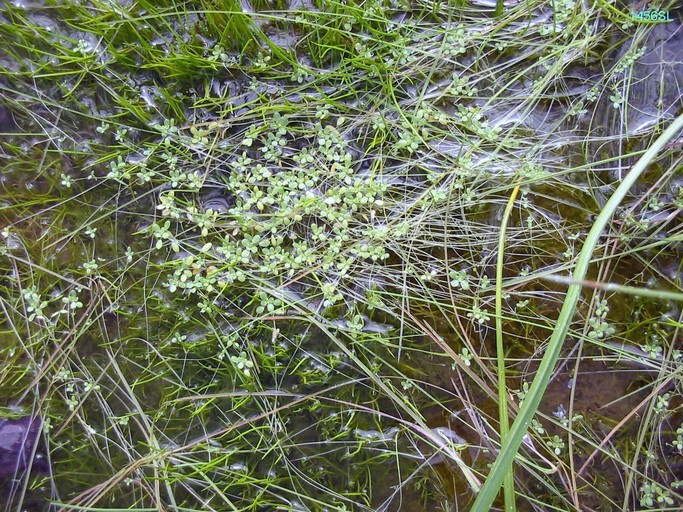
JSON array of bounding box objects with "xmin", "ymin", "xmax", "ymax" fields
[
  {"xmin": 0, "ymin": 105, "xmax": 15, "ymax": 132},
  {"xmin": 0, "ymin": 415, "xmax": 42, "ymax": 480}
]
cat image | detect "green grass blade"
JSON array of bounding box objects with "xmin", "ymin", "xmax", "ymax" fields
[
  {"xmin": 540, "ymin": 275, "xmax": 683, "ymax": 303},
  {"xmin": 471, "ymin": 112, "xmax": 683, "ymax": 511}
]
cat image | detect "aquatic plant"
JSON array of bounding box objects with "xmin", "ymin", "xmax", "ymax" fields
[{"xmin": 0, "ymin": 0, "xmax": 681, "ymax": 511}]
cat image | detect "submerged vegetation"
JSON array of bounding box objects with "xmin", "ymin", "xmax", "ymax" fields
[{"xmin": 0, "ymin": 0, "xmax": 682, "ymax": 510}]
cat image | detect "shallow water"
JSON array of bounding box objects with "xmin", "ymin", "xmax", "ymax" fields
[{"xmin": 1, "ymin": 1, "xmax": 682, "ymax": 511}]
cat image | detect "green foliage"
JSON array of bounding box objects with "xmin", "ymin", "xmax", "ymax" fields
[{"xmin": 1, "ymin": 0, "xmax": 682, "ymax": 511}]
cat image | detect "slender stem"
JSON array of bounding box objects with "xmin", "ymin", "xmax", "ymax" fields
[{"xmin": 496, "ymin": 183, "xmax": 520, "ymax": 511}]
